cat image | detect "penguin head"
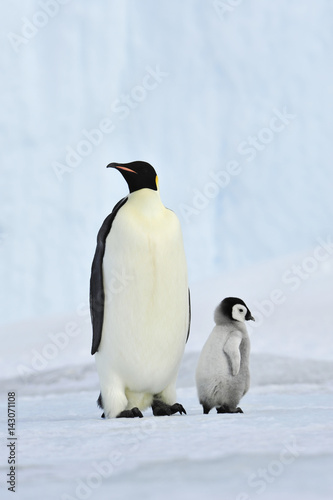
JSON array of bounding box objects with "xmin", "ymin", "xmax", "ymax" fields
[
  {"xmin": 107, "ymin": 161, "xmax": 158, "ymax": 194},
  {"xmin": 215, "ymin": 297, "xmax": 255, "ymax": 324}
]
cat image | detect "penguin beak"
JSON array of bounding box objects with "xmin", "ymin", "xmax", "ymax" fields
[
  {"xmin": 249, "ymin": 315, "xmax": 255, "ymax": 321},
  {"xmin": 107, "ymin": 163, "xmax": 138, "ymax": 174}
]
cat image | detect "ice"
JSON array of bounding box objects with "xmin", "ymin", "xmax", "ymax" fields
[{"xmin": 1, "ymin": 0, "xmax": 333, "ymax": 323}]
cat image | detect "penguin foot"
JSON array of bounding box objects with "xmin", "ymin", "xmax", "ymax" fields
[
  {"xmin": 202, "ymin": 404, "xmax": 211, "ymax": 414},
  {"xmin": 216, "ymin": 405, "xmax": 243, "ymax": 414},
  {"xmin": 152, "ymin": 399, "xmax": 187, "ymax": 416},
  {"xmin": 116, "ymin": 407, "xmax": 144, "ymax": 418},
  {"xmin": 101, "ymin": 412, "xmax": 105, "ymax": 419},
  {"xmin": 170, "ymin": 403, "xmax": 187, "ymax": 415}
]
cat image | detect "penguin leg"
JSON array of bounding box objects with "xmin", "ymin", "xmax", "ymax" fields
[
  {"xmin": 157, "ymin": 379, "xmax": 177, "ymax": 405},
  {"xmin": 216, "ymin": 404, "xmax": 243, "ymax": 414},
  {"xmin": 202, "ymin": 403, "xmax": 211, "ymax": 414},
  {"xmin": 152, "ymin": 380, "xmax": 186, "ymax": 416},
  {"xmin": 97, "ymin": 392, "xmax": 105, "ymax": 419},
  {"xmin": 98, "ymin": 378, "xmax": 129, "ymax": 418}
]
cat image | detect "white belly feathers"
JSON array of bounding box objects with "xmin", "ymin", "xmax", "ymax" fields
[{"xmin": 96, "ymin": 190, "xmax": 189, "ymax": 394}]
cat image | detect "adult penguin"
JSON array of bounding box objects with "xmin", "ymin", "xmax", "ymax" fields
[{"xmin": 90, "ymin": 161, "xmax": 190, "ymax": 418}]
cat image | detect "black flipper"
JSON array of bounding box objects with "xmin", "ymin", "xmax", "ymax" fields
[
  {"xmin": 90, "ymin": 197, "xmax": 128, "ymax": 355},
  {"xmin": 186, "ymin": 288, "xmax": 191, "ymax": 343}
]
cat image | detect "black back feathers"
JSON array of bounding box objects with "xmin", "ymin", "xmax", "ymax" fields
[{"xmin": 90, "ymin": 197, "xmax": 128, "ymax": 354}]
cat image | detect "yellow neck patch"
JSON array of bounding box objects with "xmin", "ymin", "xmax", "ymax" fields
[{"xmin": 156, "ymin": 175, "xmax": 159, "ymax": 189}]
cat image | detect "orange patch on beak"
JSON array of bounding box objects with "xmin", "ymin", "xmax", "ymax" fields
[{"xmin": 116, "ymin": 166, "xmax": 137, "ymax": 174}]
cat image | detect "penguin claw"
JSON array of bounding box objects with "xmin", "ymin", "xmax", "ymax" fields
[
  {"xmin": 116, "ymin": 407, "xmax": 143, "ymax": 418},
  {"xmin": 170, "ymin": 403, "xmax": 187, "ymax": 415},
  {"xmin": 152, "ymin": 399, "xmax": 187, "ymax": 416},
  {"xmin": 131, "ymin": 407, "xmax": 144, "ymax": 418}
]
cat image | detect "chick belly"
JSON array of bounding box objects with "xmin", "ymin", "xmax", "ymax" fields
[
  {"xmin": 198, "ymin": 364, "xmax": 247, "ymax": 409},
  {"xmin": 214, "ymin": 377, "xmax": 243, "ymax": 408}
]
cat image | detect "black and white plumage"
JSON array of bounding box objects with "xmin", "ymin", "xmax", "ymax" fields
[
  {"xmin": 195, "ymin": 297, "xmax": 254, "ymax": 414},
  {"xmin": 90, "ymin": 161, "xmax": 190, "ymax": 418}
]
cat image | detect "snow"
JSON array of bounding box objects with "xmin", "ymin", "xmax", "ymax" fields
[
  {"xmin": 1, "ymin": 383, "xmax": 333, "ymax": 500},
  {"xmin": 0, "ymin": 387, "xmax": 332, "ymax": 500},
  {"xmin": 1, "ymin": 0, "xmax": 333, "ymax": 498},
  {"xmin": 1, "ymin": 257, "xmax": 333, "ymax": 499}
]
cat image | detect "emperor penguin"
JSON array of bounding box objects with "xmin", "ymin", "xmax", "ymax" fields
[
  {"xmin": 195, "ymin": 297, "xmax": 254, "ymax": 414},
  {"xmin": 90, "ymin": 161, "xmax": 191, "ymax": 418}
]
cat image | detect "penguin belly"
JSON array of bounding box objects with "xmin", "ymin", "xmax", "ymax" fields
[{"xmin": 95, "ymin": 199, "xmax": 189, "ymax": 415}]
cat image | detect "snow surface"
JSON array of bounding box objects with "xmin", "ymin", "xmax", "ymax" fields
[
  {"xmin": 1, "ymin": 387, "xmax": 333, "ymax": 500},
  {"xmin": 1, "ymin": 257, "xmax": 333, "ymax": 499},
  {"xmin": 1, "ymin": 1, "xmax": 333, "ymax": 499}
]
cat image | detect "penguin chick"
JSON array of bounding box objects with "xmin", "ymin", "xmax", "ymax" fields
[{"xmin": 195, "ymin": 297, "xmax": 254, "ymax": 414}]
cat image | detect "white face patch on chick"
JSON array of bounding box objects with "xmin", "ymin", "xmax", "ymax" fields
[{"xmin": 231, "ymin": 304, "xmax": 248, "ymax": 323}]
